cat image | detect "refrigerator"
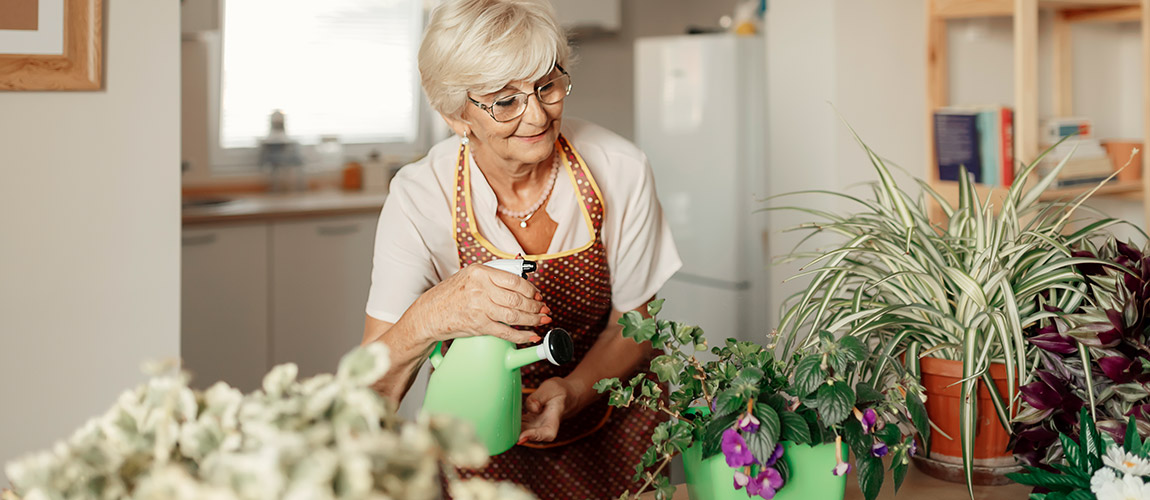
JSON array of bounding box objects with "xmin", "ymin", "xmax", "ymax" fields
[{"xmin": 635, "ymin": 33, "xmax": 770, "ymax": 349}]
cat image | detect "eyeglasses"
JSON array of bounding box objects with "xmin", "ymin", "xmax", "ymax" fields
[{"xmin": 467, "ymin": 66, "xmax": 572, "ymax": 123}]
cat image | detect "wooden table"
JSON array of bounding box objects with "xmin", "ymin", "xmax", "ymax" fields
[{"xmin": 638, "ymin": 465, "xmax": 1032, "ymax": 500}]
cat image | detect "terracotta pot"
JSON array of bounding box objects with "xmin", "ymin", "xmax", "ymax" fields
[
  {"xmin": 915, "ymin": 356, "xmax": 1020, "ymax": 484},
  {"xmin": 1102, "ymin": 140, "xmax": 1143, "ymax": 182}
]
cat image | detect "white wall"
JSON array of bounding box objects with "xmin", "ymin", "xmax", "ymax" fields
[
  {"xmin": 765, "ymin": 1, "xmax": 927, "ymax": 328},
  {"xmin": 0, "ymin": 0, "xmax": 181, "ymax": 475}
]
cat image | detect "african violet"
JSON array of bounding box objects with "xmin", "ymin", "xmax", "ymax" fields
[
  {"xmin": 1013, "ymin": 238, "xmax": 1150, "ymax": 468},
  {"xmin": 592, "ymin": 299, "xmax": 929, "ymax": 500}
]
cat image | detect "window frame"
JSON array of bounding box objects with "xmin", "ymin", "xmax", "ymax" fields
[{"xmin": 208, "ymin": 0, "xmax": 434, "ymax": 175}]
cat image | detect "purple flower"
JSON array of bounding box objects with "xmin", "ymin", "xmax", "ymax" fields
[
  {"xmin": 871, "ymin": 442, "xmax": 889, "ymax": 457},
  {"xmin": 758, "ymin": 467, "xmax": 784, "ymax": 490},
  {"xmin": 722, "ymin": 428, "xmax": 755, "ymax": 468},
  {"xmin": 908, "ymin": 439, "xmax": 917, "ymax": 457},
  {"xmin": 733, "ymin": 470, "xmax": 750, "ymax": 490},
  {"xmin": 765, "ymin": 443, "xmax": 784, "ymax": 467},
  {"xmin": 832, "ymin": 462, "xmax": 852, "ymax": 476},
  {"xmin": 746, "ymin": 471, "xmax": 778, "ymax": 499},
  {"xmin": 859, "ymin": 408, "xmax": 878, "ymax": 434},
  {"xmin": 738, "ymin": 412, "xmax": 761, "ymax": 433}
]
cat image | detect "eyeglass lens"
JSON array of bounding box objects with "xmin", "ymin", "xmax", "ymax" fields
[{"xmin": 489, "ymin": 73, "xmax": 571, "ymax": 122}]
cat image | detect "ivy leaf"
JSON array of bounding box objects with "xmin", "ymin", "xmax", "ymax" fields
[
  {"xmin": 778, "ymin": 410, "xmax": 812, "ymax": 445},
  {"xmin": 663, "ymin": 419, "xmax": 694, "ymax": 454},
  {"xmin": 608, "ymin": 386, "xmax": 633, "ymax": 407},
  {"xmin": 649, "ymin": 355, "xmax": 683, "ymax": 384},
  {"xmin": 592, "ymin": 377, "xmax": 620, "ymax": 394},
  {"xmin": 906, "ymin": 391, "xmax": 931, "ymax": 455},
  {"xmin": 654, "ymin": 475, "xmax": 676, "ymax": 500},
  {"xmin": 793, "ymin": 355, "xmax": 826, "ymax": 397},
  {"xmin": 619, "ymin": 311, "xmax": 657, "ymax": 343},
  {"xmin": 816, "ymin": 381, "xmax": 855, "ymax": 426},
  {"xmin": 839, "ymin": 335, "xmax": 868, "ymax": 362},
  {"xmin": 856, "ymin": 454, "xmax": 884, "ymax": 500},
  {"xmin": 647, "ymin": 298, "xmax": 665, "ymax": 317}
]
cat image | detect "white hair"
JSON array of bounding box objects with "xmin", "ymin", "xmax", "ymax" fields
[{"xmin": 418, "ymin": 0, "xmax": 573, "ymax": 118}]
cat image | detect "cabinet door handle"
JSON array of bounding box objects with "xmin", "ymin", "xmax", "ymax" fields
[
  {"xmin": 316, "ymin": 224, "xmax": 360, "ymax": 236},
  {"xmin": 182, "ymin": 233, "xmax": 218, "ymax": 246}
]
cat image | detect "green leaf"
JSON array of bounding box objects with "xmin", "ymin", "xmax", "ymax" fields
[
  {"xmin": 855, "ymin": 382, "xmax": 883, "ymax": 404},
  {"xmin": 592, "ymin": 377, "xmax": 620, "ymax": 394},
  {"xmin": 856, "ymin": 454, "xmax": 884, "ymax": 500},
  {"xmin": 714, "ymin": 389, "xmax": 744, "ymax": 419},
  {"xmin": 745, "ymin": 428, "xmax": 777, "ymax": 467},
  {"xmin": 793, "ymin": 354, "xmax": 826, "ymax": 397},
  {"xmin": 779, "ymin": 411, "xmax": 812, "ymax": 445},
  {"xmin": 701, "ymin": 412, "xmax": 739, "ymax": 459},
  {"xmin": 1007, "ymin": 467, "xmax": 1089, "ymax": 490},
  {"xmin": 619, "ymin": 311, "xmax": 657, "ymax": 343},
  {"xmin": 892, "ymin": 458, "xmax": 908, "ymax": 493},
  {"xmin": 1126, "ymin": 415, "xmax": 1140, "ymax": 455},
  {"xmin": 1059, "ymin": 434, "xmax": 1083, "ymax": 472},
  {"xmin": 647, "ymin": 298, "xmax": 665, "ymax": 317},
  {"xmin": 649, "ymin": 355, "xmax": 683, "ymax": 384},
  {"xmin": 754, "ymin": 403, "xmax": 782, "ymax": 445},
  {"xmin": 608, "ymin": 386, "xmax": 633, "ymax": 407},
  {"xmin": 843, "ymin": 418, "xmax": 870, "ymax": 459},
  {"xmin": 732, "ymin": 367, "xmax": 764, "ymax": 400},
  {"xmin": 877, "ymin": 422, "xmax": 902, "ymax": 446},
  {"xmin": 839, "ymin": 335, "xmax": 867, "ymax": 362},
  {"xmin": 816, "ymin": 380, "xmax": 855, "ymax": 426},
  {"xmin": 1080, "ymin": 407, "xmax": 1102, "ymax": 472},
  {"xmin": 906, "ymin": 391, "xmax": 930, "ymax": 455}
]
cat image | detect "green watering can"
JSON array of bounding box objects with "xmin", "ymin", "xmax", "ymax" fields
[{"xmin": 421, "ymin": 259, "xmax": 575, "ymax": 456}]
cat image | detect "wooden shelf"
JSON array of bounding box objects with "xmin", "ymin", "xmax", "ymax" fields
[
  {"xmin": 932, "ymin": 0, "xmax": 1138, "ymax": 19},
  {"xmin": 926, "ymin": 0, "xmax": 1150, "ymax": 226},
  {"xmin": 929, "ymin": 179, "xmax": 1143, "ymax": 212}
]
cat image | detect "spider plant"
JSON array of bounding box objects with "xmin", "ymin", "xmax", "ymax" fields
[{"xmin": 769, "ymin": 125, "xmax": 1123, "ymax": 498}]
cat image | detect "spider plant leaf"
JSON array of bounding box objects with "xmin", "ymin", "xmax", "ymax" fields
[{"xmin": 1019, "ymin": 142, "xmax": 1079, "ymax": 210}]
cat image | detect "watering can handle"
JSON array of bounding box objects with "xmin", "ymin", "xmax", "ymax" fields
[{"xmin": 429, "ymin": 341, "xmax": 444, "ymax": 369}]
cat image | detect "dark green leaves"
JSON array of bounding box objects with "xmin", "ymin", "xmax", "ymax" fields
[
  {"xmin": 815, "ymin": 381, "xmax": 855, "ymax": 426},
  {"xmin": 856, "ymin": 455, "xmax": 884, "ymax": 500},
  {"xmin": 793, "ymin": 355, "xmax": 826, "ymax": 397},
  {"xmin": 778, "ymin": 410, "xmax": 812, "ymax": 445},
  {"xmin": 619, "ymin": 311, "xmax": 657, "ymax": 343},
  {"xmin": 905, "ymin": 391, "xmax": 930, "ymax": 455}
]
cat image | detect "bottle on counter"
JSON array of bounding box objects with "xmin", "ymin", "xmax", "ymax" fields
[{"xmin": 362, "ymin": 149, "xmax": 391, "ymax": 194}]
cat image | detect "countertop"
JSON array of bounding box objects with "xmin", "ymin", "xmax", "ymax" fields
[
  {"xmin": 637, "ymin": 465, "xmax": 1031, "ymax": 500},
  {"xmin": 181, "ymin": 190, "xmax": 387, "ymax": 226}
]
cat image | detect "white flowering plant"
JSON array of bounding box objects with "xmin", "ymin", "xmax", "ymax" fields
[
  {"xmin": 1008, "ymin": 407, "xmax": 1150, "ymax": 500},
  {"xmin": 1, "ymin": 344, "xmax": 535, "ymax": 500}
]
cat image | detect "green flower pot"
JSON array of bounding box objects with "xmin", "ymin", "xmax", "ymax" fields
[{"xmin": 682, "ymin": 441, "xmax": 846, "ymax": 500}]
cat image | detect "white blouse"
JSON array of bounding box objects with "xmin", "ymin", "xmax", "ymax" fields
[{"xmin": 364, "ymin": 118, "xmax": 682, "ymax": 324}]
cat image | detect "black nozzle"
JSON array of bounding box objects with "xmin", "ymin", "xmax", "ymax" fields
[
  {"xmin": 544, "ymin": 328, "xmax": 574, "ymax": 365},
  {"xmin": 520, "ymin": 260, "xmax": 537, "ymax": 277}
]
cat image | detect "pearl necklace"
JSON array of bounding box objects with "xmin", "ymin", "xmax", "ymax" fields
[{"xmin": 497, "ymin": 156, "xmax": 560, "ymax": 228}]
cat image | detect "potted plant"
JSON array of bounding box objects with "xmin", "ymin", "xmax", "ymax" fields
[
  {"xmin": 770, "ymin": 128, "xmax": 1120, "ymax": 493},
  {"xmin": 1012, "ymin": 237, "xmax": 1150, "ymax": 468},
  {"xmin": 1, "ymin": 344, "xmax": 535, "ymax": 500},
  {"xmin": 593, "ymin": 299, "xmax": 927, "ymax": 500},
  {"xmin": 1008, "ymin": 408, "xmax": 1150, "ymax": 499}
]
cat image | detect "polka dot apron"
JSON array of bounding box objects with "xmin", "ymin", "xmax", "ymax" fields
[{"xmin": 449, "ymin": 135, "xmax": 665, "ymax": 499}]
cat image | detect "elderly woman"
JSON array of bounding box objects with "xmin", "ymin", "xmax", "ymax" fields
[{"xmin": 362, "ymin": 0, "xmax": 680, "ymax": 497}]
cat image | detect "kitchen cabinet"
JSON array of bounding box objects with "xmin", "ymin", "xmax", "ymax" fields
[
  {"xmin": 181, "ymin": 223, "xmax": 269, "ymax": 392},
  {"xmin": 182, "ymin": 212, "xmax": 378, "ymax": 392},
  {"xmin": 270, "ymin": 215, "xmax": 378, "ymax": 379}
]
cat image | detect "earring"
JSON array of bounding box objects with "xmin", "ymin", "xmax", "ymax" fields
[{"xmin": 461, "ymin": 132, "xmax": 469, "ymax": 146}]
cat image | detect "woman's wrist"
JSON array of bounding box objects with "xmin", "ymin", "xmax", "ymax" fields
[{"xmin": 560, "ymin": 373, "xmax": 596, "ymax": 417}]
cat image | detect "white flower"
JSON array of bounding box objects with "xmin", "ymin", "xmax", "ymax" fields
[
  {"xmin": 1094, "ymin": 468, "xmax": 1119, "ymax": 492},
  {"xmin": 1104, "ymin": 446, "xmax": 1150, "ymax": 477},
  {"xmin": 1092, "ymin": 471, "xmax": 1150, "ymax": 500}
]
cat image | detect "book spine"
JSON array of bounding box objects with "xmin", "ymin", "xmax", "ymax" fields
[
  {"xmin": 978, "ymin": 110, "xmax": 998, "ymax": 187},
  {"xmin": 1001, "ymin": 108, "xmax": 1014, "ymax": 187},
  {"xmin": 934, "ymin": 112, "xmax": 982, "ymax": 183}
]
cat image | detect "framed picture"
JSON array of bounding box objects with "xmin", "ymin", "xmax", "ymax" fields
[{"xmin": 0, "ymin": 0, "xmax": 103, "ymax": 90}]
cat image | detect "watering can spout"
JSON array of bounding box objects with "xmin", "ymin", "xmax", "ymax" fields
[{"xmin": 505, "ymin": 328, "xmax": 574, "ymax": 370}]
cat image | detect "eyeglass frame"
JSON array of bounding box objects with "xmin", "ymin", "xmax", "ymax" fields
[{"xmin": 466, "ymin": 65, "xmax": 572, "ymax": 123}]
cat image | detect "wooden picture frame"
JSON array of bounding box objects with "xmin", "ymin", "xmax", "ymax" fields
[{"xmin": 0, "ymin": 0, "xmax": 103, "ymax": 90}]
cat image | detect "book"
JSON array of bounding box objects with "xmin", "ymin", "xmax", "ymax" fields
[
  {"xmin": 934, "ymin": 111, "xmax": 982, "ymax": 183},
  {"xmin": 998, "ymin": 107, "xmax": 1014, "ymax": 187},
  {"xmin": 977, "ymin": 110, "xmax": 1000, "ymax": 187},
  {"xmin": 1042, "ymin": 117, "xmax": 1093, "ymax": 144}
]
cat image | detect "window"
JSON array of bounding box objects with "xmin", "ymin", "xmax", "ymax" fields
[{"xmin": 218, "ymin": 0, "xmax": 422, "ymax": 159}]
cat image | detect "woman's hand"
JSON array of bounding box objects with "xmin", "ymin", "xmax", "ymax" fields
[
  {"xmin": 519, "ymin": 377, "xmax": 583, "ymax": 444},
  {"xmin": 407, "ymin": 263, "xmax": 551, "ymax": 346}
]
